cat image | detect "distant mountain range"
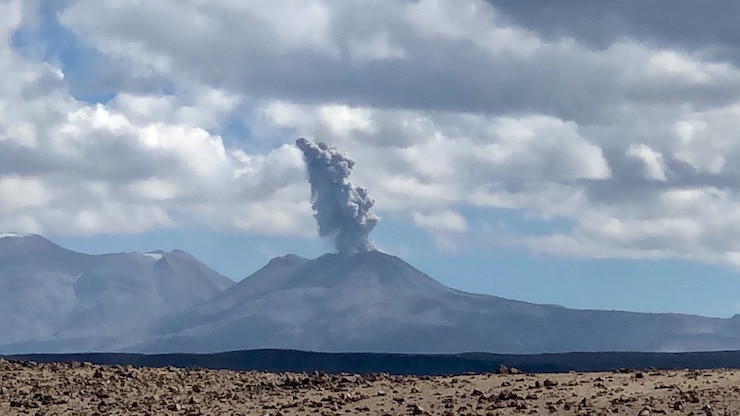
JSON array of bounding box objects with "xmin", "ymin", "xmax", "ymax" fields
[
  {"xmin": 0, "ymin": 234, "xmax": 232, "ymax": 353},
  {"xmin": 1, "ymin": 234, "xmax": 739, "ymax": 354}
]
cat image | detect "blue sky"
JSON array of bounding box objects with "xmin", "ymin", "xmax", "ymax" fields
[{"xmin": 3, "ymin": 0, "xmax": 740, "ymax": 318}]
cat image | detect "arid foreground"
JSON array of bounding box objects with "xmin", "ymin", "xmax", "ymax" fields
[{"xmin": 1, "ymin": 359, "xmax": 738, "ymax": 415}]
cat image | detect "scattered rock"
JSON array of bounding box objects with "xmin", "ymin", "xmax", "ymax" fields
[
  {"xmin": 407, "ymin": 402, "xmax": 426, "ymax": 415},
  {"xmin": 543, "ymin": 379, "xmax": 558, "ymax": 388},
  {"xmin": 0, "ymin": 360, "xmax": 737, "ymax": 415}
]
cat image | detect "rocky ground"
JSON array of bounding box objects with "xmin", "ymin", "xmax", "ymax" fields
[{"xmin": 0, "ymin": 358, "xmax": 738, "ymax": 415}]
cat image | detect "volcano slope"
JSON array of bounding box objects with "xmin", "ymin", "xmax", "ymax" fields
[{"xmin": 134, "ymin": 250, "xmax": 740, "ymax": 354}]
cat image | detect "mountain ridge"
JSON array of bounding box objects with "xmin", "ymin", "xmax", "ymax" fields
[
  {"xmin": 1, "ymin": 234, "xmax": 739, "ymax": 355},
  {"xmin": 132, "ymin": 250, "xmax": 740, "ymax": 354},
  {"xmin": 0, "ymin": 234, "xmax": 233, "ymax": 354}
]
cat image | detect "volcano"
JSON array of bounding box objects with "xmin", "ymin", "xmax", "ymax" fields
[{"xmin": 135, "ymin": 250, "xmax": 740, "ymax": 354}]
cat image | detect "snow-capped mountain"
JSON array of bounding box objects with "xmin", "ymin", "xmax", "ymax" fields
[
  {"xmin": 0, "ymin": 234, "xmax": 233, "ymax": 353},
  {"xmin": 135, "ymin": 251, "xmax": 740, "ymax": 354}
]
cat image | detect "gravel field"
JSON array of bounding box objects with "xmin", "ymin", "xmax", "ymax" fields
[{"xmin": 1, "ymin": 358, "xmax": 738, "ymax": 415}]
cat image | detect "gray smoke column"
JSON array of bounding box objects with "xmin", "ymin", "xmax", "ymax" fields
[{"xmin": 296, "ymin": 138, "xmax": 379, "ymax": 254}]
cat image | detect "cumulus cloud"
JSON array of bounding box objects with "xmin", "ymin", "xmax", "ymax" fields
[
  {"xmin": 56, "ymin": 0, "xmax": 740, "ymax": 122},
  {"xmin": 625, "ymin": 144, "xmax": 668, "ymax": 181},
  {"xmin": 4, "ymin": 0, "xmax": 740, "ymax": 269},
  {"xmin": 412, "ymin": 210, "xmax": 468, "ymax": 251},
  {"xmin": 0, "ymin": 1, "xmax": 312, "ymax": 236},
  {"xmin": 412, "ymin": 211, "xmax": 468, "ymax": 233}
]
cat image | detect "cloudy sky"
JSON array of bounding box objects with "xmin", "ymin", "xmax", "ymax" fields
[{"xmin": 3, "ymin": 0, "xmax": 740, "ymax": 317}]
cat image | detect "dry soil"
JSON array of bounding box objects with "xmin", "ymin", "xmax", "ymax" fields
[{"xmin": 1, "ymin": 358, "xmax": 738, "ymax": 415}]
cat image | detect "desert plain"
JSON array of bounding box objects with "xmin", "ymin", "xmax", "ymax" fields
[{"xmin": 0, "ymin": 358, "xmax": 738, "ymax": 415}]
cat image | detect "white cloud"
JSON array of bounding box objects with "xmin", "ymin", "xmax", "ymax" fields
[
  {"xmin": 412, "ymin": 210, "xmax": 468, "ymax": 233},
  {"xmin": 348, "ymin": 31, "xmax": 406, "ymax": 63},
  {"xmin": 56, "ymin": 0, "xmax": 740, "ymax": 122},
  {"xmin": 403, "ymin": 0, "xmax": 541, "ymax": 57},
  {"xmin": 625, "ymin": 143, "xmax": 668, "ymax": 181},
  {"xmin": 411, "ymin": 210, "xmax": 468, "ymax": 251},
  {"xmin": 0, "ymin": 176, "xmax": 50, "ymax": 211},
  {"xmin": 0, "ymin": 1, "xmax": 311, "ymax": 237},
  {"xmin": 644, "ymin": 50, "xmax": 733, "ymax": 85},
  {"xmin": 4, "ymin": 0, "xmax": 740, "ymax": 269},
  {"xmin": 112, "ymin": 88, "xmax": 241, "ymax": 131},
  {"xmin": 258, "ymin": 102, "xmax": 610, "ymax": 211}
]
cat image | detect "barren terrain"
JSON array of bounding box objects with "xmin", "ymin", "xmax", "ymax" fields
[{"xmin": 1, "ymin": 358, "xmax": 738, "ymax": 415}]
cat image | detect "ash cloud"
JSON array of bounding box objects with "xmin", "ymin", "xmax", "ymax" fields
[{"xmin": 296, "ymin": 138, "xmax": 378, "ymax": 254}]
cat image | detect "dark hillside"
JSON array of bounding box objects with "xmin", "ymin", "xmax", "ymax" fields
[{"xmin": 8, "ymin": 349, "xmax": 740, "ymax": 375}]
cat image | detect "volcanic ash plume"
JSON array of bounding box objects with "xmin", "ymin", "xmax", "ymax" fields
[{"xmin": 296, "ymin": 138, "xmax": 379, "ymax": 254}]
